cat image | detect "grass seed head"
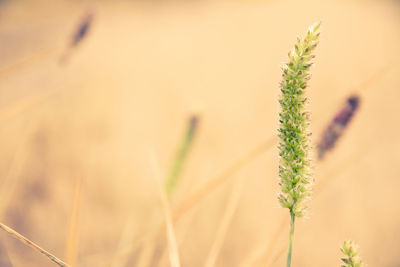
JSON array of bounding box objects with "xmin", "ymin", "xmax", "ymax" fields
[
  {"xmin": 278, "ymin": 22, "xmax": 320, "ymax": 217},
  {"xmin": 341, "ymin": 240, "xmax": 366, "ymax": 267}
]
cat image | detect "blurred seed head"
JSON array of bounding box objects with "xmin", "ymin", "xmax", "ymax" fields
[
  {"xmin": 188, "ymin": 114, "xmax": 200, "ymax": 139},
  {"xmin": 317, "ymin": 95, "xmax": 361, "ymax": 160},
  {"xmin": 341, "ymin": 240, "xmax": 365, "ymax": 267},
  {"xmin": 71, "ymin": 9, "xmax": 95, "ymax": 48},
  {"xmin": 59, "ymin": 9, "xmax": 96, "ymax": 65}
]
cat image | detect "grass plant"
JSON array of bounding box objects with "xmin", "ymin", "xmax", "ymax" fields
[{"xmin": 277, "ymin": 22, "xmax": 320, "ymax": 267}]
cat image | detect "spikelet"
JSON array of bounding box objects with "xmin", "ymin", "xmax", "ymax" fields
[
  {"xmin": 341, "ymin": 240, "xmax": 366, "ymax": 267},
  {"xmin": 278, "ymin": 22, "xmax": 320, "ymax": 217},
  {"xmin": 317, "ymin": 95, "xmax": 360, "ymax": 160}
]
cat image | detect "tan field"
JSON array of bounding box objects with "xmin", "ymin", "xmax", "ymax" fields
[{"xmin": 0, "ymin": 0, "xmax": 399, "ymax": 266}]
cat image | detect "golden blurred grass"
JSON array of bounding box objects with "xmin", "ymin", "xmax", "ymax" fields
[{"xmin": 0, "ymin": 0, "xmax": 399, "ymax": 266}]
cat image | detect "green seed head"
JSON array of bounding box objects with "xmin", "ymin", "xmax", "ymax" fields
[
  {"xmin": 341, "ymin": 240, "xmax": 365, "ymax": 267},
  {"xmin": 278, "ymin": 22, "xmax": 320, "ymax": 217}
]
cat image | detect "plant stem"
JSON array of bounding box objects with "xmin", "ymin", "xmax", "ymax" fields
[
  {"xmin": 0, "ymin": 222, "xmax": 70, "ymax": 267},
  {"xmin": 165, "ymin": 116, "xmax": 198, "ymax": 197},
  {"xmin": 286, "ymin": 211, "xmax": 295, "ymax": 267}
]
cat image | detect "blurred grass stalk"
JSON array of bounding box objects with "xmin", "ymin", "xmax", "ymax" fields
[
  {"xmin": 0, "ymin": 222, "xmax": 70, "ymax": 267},
  {"xmin": 204, "ymin": 174, "xmax": 244, "ymax": 267},
  {"xmin": 165, "ymin": 115, "xmax": 199, "ymax": 198},
  {"xmin": 65, "ymin": 176, "xmax": 84, "ymax": 266},
  {"xmin": 277, "ymin": 23, "xmax": 320, "ymax": 267},
  {"xmin": 149, "ymin": 152, "xmax": 181, "ymax": 267}
]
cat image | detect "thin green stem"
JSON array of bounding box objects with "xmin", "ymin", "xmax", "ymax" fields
[
  {"xmin": 165, "ymin": 116, "xmax": 199, "ymax": 197},
  {"xmin": 286, "ymin": 211, "xmax": 295, "ymax": 267}
]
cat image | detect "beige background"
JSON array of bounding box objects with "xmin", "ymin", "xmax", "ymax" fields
[{"xmin": 0, "ymin": 0, "xmax": 399, "ymax": 266}]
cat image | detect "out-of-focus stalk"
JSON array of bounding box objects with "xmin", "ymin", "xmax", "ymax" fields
[{"xmin": 165, "ymin": 115, "xmax": 199, "ymax": 197}]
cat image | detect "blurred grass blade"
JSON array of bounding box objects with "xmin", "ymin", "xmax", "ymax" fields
[
  {"xmin": 204, "ymin": 175, "xmax": 244, "ymax": 267},
  {"xmin": 110, "ymin": 218, "xmax": 136, "ymax": 267},
  {"xmin": 0, "ymin": 50, "xmax": 54, "ymax": 79},
  {"xmin": 65, "ymin": 175, "xmax": 84, "ymax": 266},
  {"xmin": 0, "ymin": 89, "xmax": 58, "ymax": 125},
  {"xmin": 149, "ymin": 152, "xmax": 181, "ymax": 267},
  {"xmin": 0, "ymin": 222, "xmax": 70, "ymax": 267},
  {"xmin": 355, "ymin": 61, "xmax": 395, "ymax": 94},
  {"xmin": 165, "ymin": 115, "xmax": 199, "ymax": 197},
  {"xmin": 238, "ymin": 216, "xmax": 288, "ymax": 267},
  {"xmin": 267, "ymin": 247, "xmax": 287, "ymax": 267},
  {"xmin": 0, "ymin": 119, "xmax": 39, "ymax": 219},
  {"xmin": 0, "ymin": 237, "xmax": 12, "ymax": 267},
  {"xmin": 136, "ymin": 233, "xmax": 159, "ymax": 267}
]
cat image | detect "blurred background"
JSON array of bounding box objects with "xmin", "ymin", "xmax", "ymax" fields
[{"xmin": 0, "ymin": 0, "xmax": 399, "ymax": 266}]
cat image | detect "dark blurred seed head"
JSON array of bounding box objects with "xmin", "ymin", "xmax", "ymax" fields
[
  {"xmin": 59, "ymin": 9, "xmax": 96, "ymax": 65},
  {"xmin": 71, "ymin": 10, "xmax": 95, "ymax": 47},
  {"xmin": 347, "ymin": 95, "xmax": 360, "ymax": 110},
  {"xmin": 188, "ymin": 114, "xmax": 200, "ymax": 138},
  {"xmin": 317, "ymin": 94, "xmax": 361, "ymax": 160}
]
